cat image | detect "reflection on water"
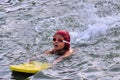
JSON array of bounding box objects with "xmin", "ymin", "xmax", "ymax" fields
[
  {"xmin": 0, "ymin": 0, "xmax": 120, "ymax": 80},
  {"xmin": 11, "ymin": 72, "xmax": 33, "ymax": 80}
]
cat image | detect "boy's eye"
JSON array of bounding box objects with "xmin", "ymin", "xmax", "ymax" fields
[
  {"xmin": 58, "ymin": 39, "xmax": 63, "ymax": 42},
  {"xmin": 53, "ymin": 38, "xmax": 56, "ymax": 41},
  {"xmin": 53, "ymin": 38, "xmax": 63, "ymax": 42}
]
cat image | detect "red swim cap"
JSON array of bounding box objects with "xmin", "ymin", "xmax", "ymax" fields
[{"xmin": 54, "ymin": 30, "xmax": 70, "ymax": 50}]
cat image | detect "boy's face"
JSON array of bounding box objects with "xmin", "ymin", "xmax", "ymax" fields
[{"xmin": 52, "ymin": 34, "xmax": 65, "ymax": 51}]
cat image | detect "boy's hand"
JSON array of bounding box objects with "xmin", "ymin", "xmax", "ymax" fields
[{"xmin": 27, "ymin": 57, "xmax": 36, "ymax": 62}]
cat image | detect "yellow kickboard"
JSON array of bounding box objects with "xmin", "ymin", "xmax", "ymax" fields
[{"xmin": 10, "ymin": 61, "xmax": 50, "ymax": 73}]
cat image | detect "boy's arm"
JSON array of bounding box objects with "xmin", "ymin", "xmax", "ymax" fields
[
  {"xmin": 63, "ymin": 48, "xmax": 74, "ymax": 57},
  {"xmin": 52, "ymin": 56, "xmax": 64, "ymax": 65},
  {"xmin": 53, "ymin": 49, "xmax": 74, "ymax": 65},
  {"xmin": 27, "ymin": 49, "xmax": 53, "ymax": 62},
  {"xmin": 27, "ymin": 53, "xmax": 46, "ymax": 62}
]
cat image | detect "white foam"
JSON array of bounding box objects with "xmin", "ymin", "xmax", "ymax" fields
[
  {"xmin": 5, "ymin": 4, "xmax": 29, "ymax": 12},
  {"xmin": 71, "ymin": 11, "xmax": 120, "ymax": 45},
  {"xmin": 70, "ymin": 23, "xmax": 109, "ymax": 44}
]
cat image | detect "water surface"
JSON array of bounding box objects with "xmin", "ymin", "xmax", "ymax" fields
[{"xmin": 0, "ymin": 0, "xmax": 120, "ymax": 80}]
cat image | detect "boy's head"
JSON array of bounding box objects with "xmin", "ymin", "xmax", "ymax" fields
[{"xmin": 53, "ymin": 30, "xmax": 70, "ymax": 50}]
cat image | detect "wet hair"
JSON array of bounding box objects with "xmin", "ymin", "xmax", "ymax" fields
[{"xmin": 54, "ymin": 30, "xmax": 70, "ymax": 50}]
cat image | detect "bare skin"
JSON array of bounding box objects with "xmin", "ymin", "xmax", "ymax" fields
[
  {"xmin": 28, "ymin": 34, "xmax": 74, "ymax": 65},
  {"xmin": 45, "ymin": 34, "xmax": 74, "ymax": 65}
]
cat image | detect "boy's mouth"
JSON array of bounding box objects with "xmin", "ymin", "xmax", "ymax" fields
[{"xmin": 54, "ymin": 44, "xmax": 58, "ymax": 48}]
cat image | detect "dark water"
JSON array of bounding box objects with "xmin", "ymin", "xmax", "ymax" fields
[{"xmin": 0, "ymin": 0, "xmax": 120, "ymax": 80}]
